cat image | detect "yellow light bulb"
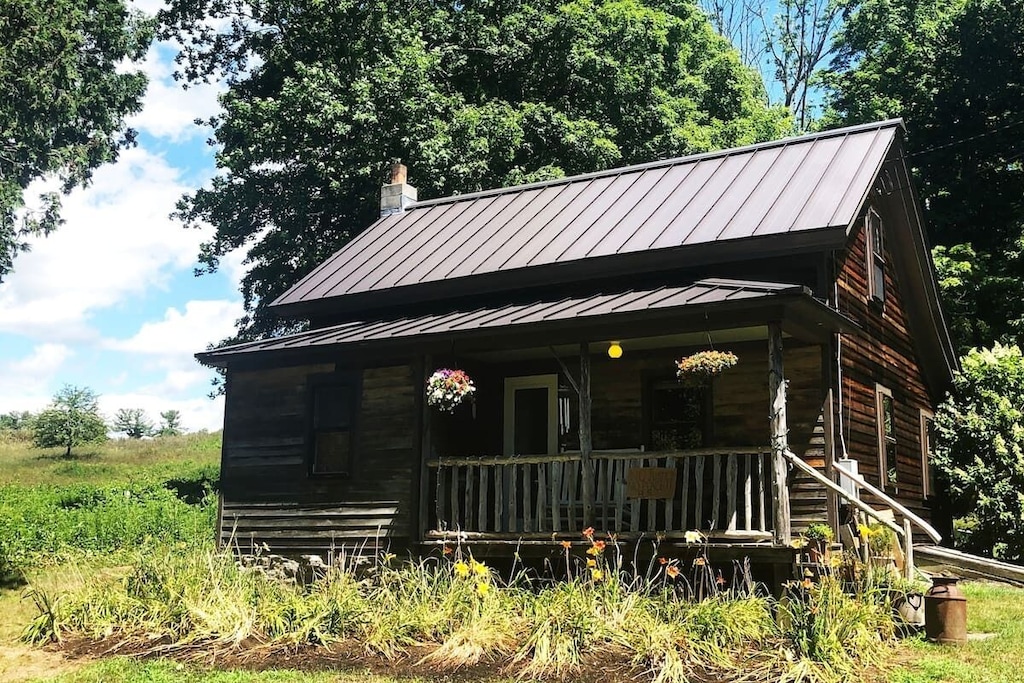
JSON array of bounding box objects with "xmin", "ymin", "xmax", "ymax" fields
[{"xmin": 608, "ymin": 342, "xmax": 623, "ymax": 359}]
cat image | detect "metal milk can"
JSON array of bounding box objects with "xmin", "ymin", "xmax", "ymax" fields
[{"xmin": 924, "ymin": 575, "xmax": 968, "ymax": 644}]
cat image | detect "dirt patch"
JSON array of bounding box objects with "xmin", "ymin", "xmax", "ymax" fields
[
  {"xmin": 0, "ymin": 644, "xmax": 80, "ymax": 682},
  {"xmin": 54, "ymin": 637, "xmax": 651, "ymax": 682}
]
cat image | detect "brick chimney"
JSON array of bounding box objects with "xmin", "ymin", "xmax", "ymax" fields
[{"xmin": 380, "ymin": 160, "xmax": 417, "ymax": 217}]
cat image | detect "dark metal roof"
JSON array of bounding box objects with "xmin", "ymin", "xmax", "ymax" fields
[
  {"xmin": 273, "ymin": 120, "xmax": 902, "ymax": 312},
  {"xmin": 202, "ymin": 278, "xmax": 851, "ymax": 364}
]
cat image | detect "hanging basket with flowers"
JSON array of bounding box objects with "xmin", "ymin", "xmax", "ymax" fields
[
  {"xmin": 426, "ymin": 368, "xmax": 477, "ymax": 413},
  {"xmin": 675, "ymin": 350, "xmax": 738, "ymax": 386}
]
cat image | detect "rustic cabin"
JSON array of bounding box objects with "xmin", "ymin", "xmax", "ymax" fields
[{"xmin": 199, "ymin": 119, "xmax": 956, "ymax": 581}]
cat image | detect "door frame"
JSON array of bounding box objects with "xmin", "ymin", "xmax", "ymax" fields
[{"xmin": 503, "ymin": 374, "xmax": 559, "ymax": 456}]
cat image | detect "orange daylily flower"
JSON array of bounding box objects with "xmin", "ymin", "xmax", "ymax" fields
[
  {"xmin": 582, "ymin": 527, "xmax": 595, "ymax": 540},
  {"xmin": 666, "ymin": 565, "xmax": 681, "ymax": 579},
  {"xmin": 658, "ymin": 557, "xmax": 668, "ymax": 565},
  {"xmin": 560, "ymin": 540, "xmax": 572, "ymax": 549},
  {"xmin": 442, "ymin": 545, "xmax": 453, "ymax": 555}
]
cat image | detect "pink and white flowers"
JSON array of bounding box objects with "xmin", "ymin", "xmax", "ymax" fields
[{"xmin": 426, "ymin": 368, "xmax": 476, "ymax": 413}]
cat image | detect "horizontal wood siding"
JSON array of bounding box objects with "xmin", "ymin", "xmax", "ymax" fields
[
  {"xmin": 220, "ymin": 363, "xmax": 418, "ymax": 555},
  {"xmin": 836, "ymin": 204, "xmax": 933, "ymax": 523},
  {"xmin": 587, "ymin": 342, "xmax": 823, "ymax": 459}
]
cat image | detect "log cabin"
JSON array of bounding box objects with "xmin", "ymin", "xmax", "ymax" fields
[{"xmin": 199, "ymin": 119, "xmax": 956, "ymax": 580}]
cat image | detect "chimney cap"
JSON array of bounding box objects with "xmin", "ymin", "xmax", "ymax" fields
[{"xmin": 389, "ymin": 160, "xmax": 407, "ymax": 185}]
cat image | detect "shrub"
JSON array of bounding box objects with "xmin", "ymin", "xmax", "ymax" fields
[{"xmin": 934, "ymin": 343, "xmax": 1024, "ymax": 560}]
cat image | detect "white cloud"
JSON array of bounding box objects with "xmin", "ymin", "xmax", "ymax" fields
[
  {"xmin": 0, "ymin": 147, "xmax": 210, "ymax": 341},
  {"xmin": 128, "ymin": 44, "xmax": 224, "ymax": 142},
  {"xmin": 107, "ymin": 299, "xmax": 243, "ymax": 356},
  {"xmin": 100, "ymin": 392, "xmax": 224, "ymax": 433},
  {"xmin": 0, "ymin": 343, "xmax": 73, "ymax": 413}
]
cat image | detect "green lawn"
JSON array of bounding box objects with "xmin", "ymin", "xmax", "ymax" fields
[
  {"xmin": 887, "ymin": 583, "xmax": 1024, "ymax": 683},
  {"xmin": 0, "ymin": 432, "xmax": 221, "ymax": 487}
]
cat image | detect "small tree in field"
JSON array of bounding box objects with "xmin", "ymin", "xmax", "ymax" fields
[
  {"xmin": 33, "ymin": 385, "xmax": 107, "ymax": 457},
  {"xmin": 113, "ymin": 408, "xmax": 153, "ymax": 439},
  {"xmin": 934, "ymin": 344, "xmax": 1024, "ymax": 561},
  {"xmin": 158, "ymin": 409, "xmax": 182, "ymax": 437}
]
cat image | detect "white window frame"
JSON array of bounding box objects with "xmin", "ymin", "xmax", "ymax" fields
[
  {"xmin": 920, "ymin": 409, "xmax": 935, "ymax": 498},
  {"xmin": 875, "ymin": 383, "xmax": 896, "ymax": 490},
  {"xmin": 866, "ymin": 207, "xmax": 886, "ymax": 303},
  {"xmin": 503, "ymin": 374, "xmax": 559, "ymax": 456}
]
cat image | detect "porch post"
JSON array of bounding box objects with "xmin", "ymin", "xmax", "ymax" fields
[
  {"xmin": 768, "ymin": 321, "xmax": 792, "ymax": 545},
  {"xmin": 579, "ymin": 342, "xmax": 595, "ymax": 528}
]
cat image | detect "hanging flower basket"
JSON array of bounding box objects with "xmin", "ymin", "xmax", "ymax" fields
[
  {"xmin": 426, "ymin": 368, "xmax": 476, "ymax": 413},
  {"xmin": 675, "ymin": 350, "xmax": 738, "ymax": 386}
]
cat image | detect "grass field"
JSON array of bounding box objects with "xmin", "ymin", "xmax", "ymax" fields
[
  {"xmin": 0, "ymin": 432, "xmax": 221, "ymax": 487},
  {"xmin": 2, "ymin": 434, "xmax": 1024, "ymax": 683}
]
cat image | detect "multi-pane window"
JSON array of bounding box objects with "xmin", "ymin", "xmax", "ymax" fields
[
  {"xmin": 646, "ymin": 379, "xmax": 708, "ymax": 451},
  {"xmin": 866, "ymin": 208, "xmax": 886, "ymax": 303},
  {"xmin": 920, "ymin": 410, "xmax": 936, "ymax": 498},
  {"xmin": 876, "ymin": 384, "xmax": 897, "ymax": 491},
  {"xmin": 311, "ymin": 381, "xmax": 357, "ymax": 475}
]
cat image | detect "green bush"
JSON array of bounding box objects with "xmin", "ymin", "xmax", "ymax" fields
[
  {"xmin": 935, "ymin": 343, "xmax": 1024, "ymax": 561},
  {"xmin": 0, "ymin": 476, "xmax": 217, "ymax": 572}
]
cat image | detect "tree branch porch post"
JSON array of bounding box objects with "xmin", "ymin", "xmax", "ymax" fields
[
  {"xmin": 768, "ymin": 321, "xmax": 792, "ymax": 545},
  {"xmin": 579, "ymin": 342, "xmax": 595, "ymax": 529}
]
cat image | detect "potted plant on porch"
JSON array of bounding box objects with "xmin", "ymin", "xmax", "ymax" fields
[
  {"xmin": 675, "ymin": 350, "xmax": 738, "ymax": 387},
  {"xmin": 805, "ymin": 522, "xmax": 835, "ymax": 563},
  {"xmin": 426, "ymin": 368, "xmax": 476, "ymax": 413}
]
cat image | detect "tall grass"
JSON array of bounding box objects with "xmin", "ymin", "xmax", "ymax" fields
[
  {"xmin": 24, "ymin": 541, "xmax": 900, "ymax": 683},
  {"xmin": 0, "ymin": 468, "xmax": 217, "ymax": 582}
]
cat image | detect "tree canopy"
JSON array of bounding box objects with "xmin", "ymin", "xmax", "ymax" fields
[
  {"xmin": 0, "ymin": 0, "xmax": 152, "ymax": 280},
  {"xmin": 822, "ymin": 0, "xmax": 1024, "ymax": 352},
  {"xmin": 159, "ymin": 0, "xmax": 790, "ymax": 342},
  {"xmin": 33, "ymin": 385, "xmax": 108, "ymax": 457}
]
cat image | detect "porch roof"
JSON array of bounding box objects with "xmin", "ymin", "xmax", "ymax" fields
[{"xmin": 200, "ymin": 278, "xmax": 858, "ymax": 366}]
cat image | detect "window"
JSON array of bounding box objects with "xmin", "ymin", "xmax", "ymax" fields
[
  {"xmin": 876, "ymin": 384, "xmax": 897, "ymax": 491},
  {"xmin": 866, "ymin": 208, "xmax": 886, "ymax": 303},
  {"xmin": 310, "ymin": 377, "xmax": 358, "ymax": 475},
  {"xmin": 645, "ymin": 379, "xmax": 709, "ymax": 451},
  {"xmin": 920, "ymin": 410, "xmax": 936, "ymax": 498}
]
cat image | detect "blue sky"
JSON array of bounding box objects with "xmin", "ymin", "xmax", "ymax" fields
[{"xmin": 0, "ymin": 13, "xmax": 240, "ymax": 432}]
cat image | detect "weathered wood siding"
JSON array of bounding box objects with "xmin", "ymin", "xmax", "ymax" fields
[
  {"xmin": 220, "ymin": 362, "xmax": 418, "ymax": 555},
  {"xmin": 835, "ymin": 204, "xmax": 934, "ymax": 522},
  {"xmin": 588, "ymin": 342, "xmax": 823, "ymax": 459}
]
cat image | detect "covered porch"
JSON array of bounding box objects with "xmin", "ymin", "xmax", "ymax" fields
[{"xmin": 412, "ymin": 280, "xmax": 859, "ymax": 549}]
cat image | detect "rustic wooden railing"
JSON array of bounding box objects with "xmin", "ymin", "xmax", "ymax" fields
[{"xmin": 425, "ymin": 448, "xmax": 775, "ymax": 540}]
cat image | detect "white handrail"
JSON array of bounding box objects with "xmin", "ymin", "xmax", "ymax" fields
[
  {"xmin": 782, "ymin": 450, "xmax": 904, "ymax": 537},
  {"xmin": 830, "ymin": 457, "xmax": 942, "ymax": 544}
]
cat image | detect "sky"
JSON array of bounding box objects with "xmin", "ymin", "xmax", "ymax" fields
[{"xmin": 0, "ymin": 2, "xmax": 240, "ymax": 433}]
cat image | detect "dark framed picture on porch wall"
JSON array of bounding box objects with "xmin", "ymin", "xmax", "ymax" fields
[{"xmin": 306, "ymin": 370, "xmax": 362, "ymax": 477}]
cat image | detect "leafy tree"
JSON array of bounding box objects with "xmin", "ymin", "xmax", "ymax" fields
[
  {"xmin": 113, "ymin": 408, "xmax": 154, "ymax": 439},
  {"xmin": 934, "ymin": 344, "xmax": 1024, "ymax": 561},
  {"xmin": 158, "ymin": 409, "xmax": 183, "ymax": 437},
  {"xmin": 822, "ymin": 0, "xmax": 1024, "ymax": 352},
  {"xmin": 0, "ymin": 0, "xmax": 153, "ymax": 280},
  {"xmin": 701, "ymin": 0, "xmax": 849, "ymax": 129},
  {"xmin": 158, "ymin": 0, "xmax": 790, "ymax": 345},
  {"xmin": 0, "ymin": 411, "xmax": 34, "ymax": 432},
  {"xmin": 33, "ymin": 385, "xmax": 108, "ymax": 457}
]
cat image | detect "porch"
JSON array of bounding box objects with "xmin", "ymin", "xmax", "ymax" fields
[
  {"xmin": 418, "ymin": 316, "xmax": 806, "ymax": 548},
  {"xmin": 426, "ymin": 448, "xmax": 776, "ymax": 541}
]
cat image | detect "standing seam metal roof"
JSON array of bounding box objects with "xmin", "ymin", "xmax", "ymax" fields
[
  {"xmin": 205, "ymin": 278, "xmax": 808, "ymax": 362},
  {"xmin": 272, "ymin": 120, "xmax": 902, "ymax": 309}
]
